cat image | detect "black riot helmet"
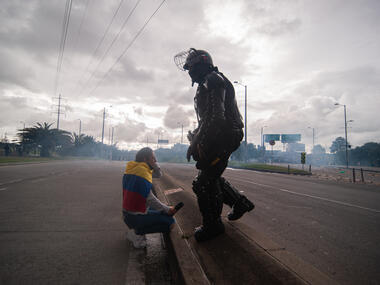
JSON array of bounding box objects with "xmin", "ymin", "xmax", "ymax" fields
[{"xmin": 174, "ymin": 48, "xmax": 214, "ymax": 85}]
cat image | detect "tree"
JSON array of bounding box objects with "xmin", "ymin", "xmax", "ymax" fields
[
  {"xmin": 18, "ymin": 122, "xmax": 72, "ymax": 157},
  {"xmin": 70, "ymin": 134, "xmax": 100, "ymax": 157},
  {"xmin": 312, "ymin": 144, "xmax": 326, "ymax": 154},
  {"xmin": 350, "ymin": 142, "xmax": 380, "ymax": 166},
  {"xmin": 330, "ymin": 137, "xmax": 347, "ymax": 153}
]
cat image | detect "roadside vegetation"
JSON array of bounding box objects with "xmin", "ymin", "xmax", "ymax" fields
[{"xmin": 1, "ymin": 122, "xmax": 380, "ymax": 170}]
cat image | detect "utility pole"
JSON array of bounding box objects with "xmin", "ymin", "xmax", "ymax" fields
[
  {"xmin": 53, "ymin": 94, "xmax": 65, "ymax": 129},
  {"xmin": 335, "ymin": 103, "xmax": 349, "ymax": 168},
  {"xmin": 110, "ymin": 127, "xmax": 114, "ymax": 161},
  {"xmin": 57, "ymin": 94, "xmax": 61, "ymax": 129},
  {"xmin": 344, "ymin": 105, "xmax": 348, "ymax": 169}
]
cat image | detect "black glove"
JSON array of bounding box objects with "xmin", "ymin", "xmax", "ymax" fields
[{"xmin": 186, "ymin": 145, "xmax": 192, "ymax": 162}]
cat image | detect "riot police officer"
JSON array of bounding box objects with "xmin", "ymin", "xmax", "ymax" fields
[{"xmin": 174, "ymin": 48, "xmax": 255, "ymax": 242}]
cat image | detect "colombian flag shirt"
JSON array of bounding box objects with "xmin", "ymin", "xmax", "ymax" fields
[{"xmin": 122, "ymin": 161, "xmax": 153, "ymax": 214}]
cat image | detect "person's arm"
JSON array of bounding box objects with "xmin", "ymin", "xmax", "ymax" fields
[
  {"xmin": 146, "ymin": 191, "xmax": 171, "ymax": 213},
  {"xmin": 152, "ymin": 163, "xmax": 162, "ymax": 178}
]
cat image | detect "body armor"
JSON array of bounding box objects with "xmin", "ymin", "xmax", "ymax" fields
[{"xmin": 174, "ymin": 48, "xmax": 254, "ymax": 242}]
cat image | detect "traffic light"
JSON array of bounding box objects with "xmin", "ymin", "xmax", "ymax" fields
[{"xmin": 301, "ymin": 152, "xmax": 306, "ymax": 164}]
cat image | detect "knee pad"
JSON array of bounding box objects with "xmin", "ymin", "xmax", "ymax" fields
[{"xmin": 192, "ymin": 175, "xmax": 223, "ymax": 223}]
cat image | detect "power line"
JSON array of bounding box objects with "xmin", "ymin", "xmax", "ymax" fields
[
  {"xmin": 72, "ymin": 0, "xmax": 125, "ymax": 95},
  {"xmin": 87, "ymin": 0, "xmax": 166, "ymax": 96},
  {"xmin": 54, "ymin": 0, "xmax": 73, "ymax": 96},
  {"xmin": 78, "ymin": 0, "xmax": 142, "ymax": 96},
  {"xmin": 71, "ymin": 0, "xmax": 92, "ymax": 53}
]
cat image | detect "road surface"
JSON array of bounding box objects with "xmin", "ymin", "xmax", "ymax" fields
[
  {"xmin": 161, "ymin": 163, "xmax": 380, "ymax": 285},
  {"xmin": 0, "ymin": 160, "xmax": 173, "ymax": 285}
]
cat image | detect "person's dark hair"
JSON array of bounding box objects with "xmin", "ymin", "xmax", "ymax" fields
[{"xmin": 135, "ymin": 147, "xmax": 153, "ymax": 162}]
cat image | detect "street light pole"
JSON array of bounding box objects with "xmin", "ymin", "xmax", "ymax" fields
[
  {"xmin": 233, "ymin": 81, "xmax": 248, "ymax": 146},
  {"xmin": 177, "ymin": 122, "xmax": 184, "ymax": 144},
  {"xmin": 77, "ymin": 119, "xmax": 81, "ymax": 136},
  {"xmin": 261, "ymin": 126, "xmax": 268, "ymax": 148},
  {"xmin": 101, "ymin": 107, "xmax": 105, "ymax": 145}
]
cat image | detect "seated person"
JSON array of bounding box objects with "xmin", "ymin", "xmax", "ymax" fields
[{"xmin": 122, "ymin": 147, "xmax": 175, "ymax": 248}]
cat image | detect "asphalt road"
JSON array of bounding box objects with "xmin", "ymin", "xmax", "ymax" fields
[
  {"xmin": 160, "ymin": 163, "xmax": 380, "ymax": 285},
  {"xmin": 0, "ymin": 161, "xmax": 172, "ymax": 285}
]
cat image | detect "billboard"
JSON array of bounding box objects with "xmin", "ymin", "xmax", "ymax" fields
[
  {"xmin": 281, "ymin": 134, "xmax": 301, "ymax": 143},
  {"xmin": 264, "ymin": 134, "xmax": 280, "ymax": 143}
]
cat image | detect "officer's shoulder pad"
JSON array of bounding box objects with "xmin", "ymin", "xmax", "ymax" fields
[{"xmin": 204, "ymin": 71, "xmax": 225, "ymax": 90}]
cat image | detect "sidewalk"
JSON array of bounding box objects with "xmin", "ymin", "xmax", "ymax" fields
[{"xmin": 154, "ymin": 173, "xmax": 337, "ymax": 285}]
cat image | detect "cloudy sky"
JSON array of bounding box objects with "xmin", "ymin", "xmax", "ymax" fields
[{"xmin": 1, "ymin": 0, "xmax": 379, "ymax": 151}]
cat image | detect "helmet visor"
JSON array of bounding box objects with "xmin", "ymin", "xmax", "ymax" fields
[{"xmin": 174, "ymin": 49, "xmax": 191, "ymax": 71}]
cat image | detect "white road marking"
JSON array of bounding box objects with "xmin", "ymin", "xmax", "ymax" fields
[
  {"xmin": 238, "ymin": 179, "xmax": 380, "ymax": 214},
  {"xmin": 164, "ymin": 188, "xmax": 183, "ymax": 195},
  {"xmin": 31, "ymin": 178, "xmax": 48, "ymax": 183},
  {"xmin": 0, "ymin": 179, "xmax": 23, "ymax": 186}
]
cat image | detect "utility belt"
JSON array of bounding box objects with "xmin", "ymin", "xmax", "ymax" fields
[{"xmin": 196, "ymin": 128, "xmax": 243, "ymax": 170}]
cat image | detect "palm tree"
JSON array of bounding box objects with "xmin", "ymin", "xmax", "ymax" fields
[
  {"xmin": 71, "ymin": 133, "xmax": 99, "ymax": 156},
  {"xmin": 18, "ymin": 122, "xmax": 72, "ymax": 157}
]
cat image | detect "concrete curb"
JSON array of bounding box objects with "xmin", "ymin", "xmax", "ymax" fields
[
  {"xmin": 154, "ymin": 172, "xmax": 338, "ymax": 285},
  {"xmin": 154, "ymin": 181, "xmax": 210, "ymax": 285}
]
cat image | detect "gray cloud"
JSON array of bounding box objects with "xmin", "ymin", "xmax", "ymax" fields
[
  {"xmin": 163, "ymin": 105, "xmax": 192, "ymax": 129},
  {"xmin": 249, "ymin": 65, "xmax": 380, "ymax": 148},
  {"xmin": 257, "ymin": 19, "xmax": 301, "ymax": 36},
  {"xmin": 1, "ymin": 0, "xmax": 379, "ymax": 149},
  {"xmin": 114, "ymin": 118, "xmax": 147, "ymax": 142}
]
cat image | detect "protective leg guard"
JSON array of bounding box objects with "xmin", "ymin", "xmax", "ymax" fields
[
  {"xmin": 220, "ymin": 177, "xmax": 241, "ymax": 207},
  {"xmin": 193, "ymin": 176, "xmax": 225, "ymax": 242},
  {"xmin": 219, "ymin": 177, "xmax": 255, "ymax": 221}
]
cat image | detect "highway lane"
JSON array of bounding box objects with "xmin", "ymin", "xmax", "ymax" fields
[
  {"xmin": 0, "ymin": 161, "xmax": 172, "ymax": 284},
  {"xmin": 161, "ymin": 163, "xmax": 380, "ymax": 285}
]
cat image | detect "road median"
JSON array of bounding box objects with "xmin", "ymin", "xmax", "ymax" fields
[{"xmin": 153, "ymin": 172, "xmax": 337, "ymax": 285}]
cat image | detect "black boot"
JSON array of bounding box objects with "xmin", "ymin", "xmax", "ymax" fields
[
  {"xmin": 227, "ymin": 196, "xmax": 255, "ymax": 221},
  {"xmin": 194, "ymin": 219, "xmax": 225, "ymax": 242},
  {"xmin": 192, "ymin": 175, "xmax": 224, "ymax": 242}
]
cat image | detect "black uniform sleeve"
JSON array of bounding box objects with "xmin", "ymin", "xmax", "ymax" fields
[{"xmin": 197, "ymin": 72, "xmax": 226, "ymax": 147}]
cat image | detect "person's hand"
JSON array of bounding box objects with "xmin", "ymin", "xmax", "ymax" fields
[
  {"xmin": 167, "ymin": 206, "xmax": 176, "ymax": 216},
  {"xmin": 187, "ymin": 130, "xmax": 194, "ymax": 143},
  {"xmin": 186, "ymin": 146, "xmax": 192, "ymax": 162}
]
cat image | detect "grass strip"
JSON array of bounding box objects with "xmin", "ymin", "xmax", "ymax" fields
[{"xmin": 229, "ymin": 161, "xmax": 311, "ymax": 175}]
